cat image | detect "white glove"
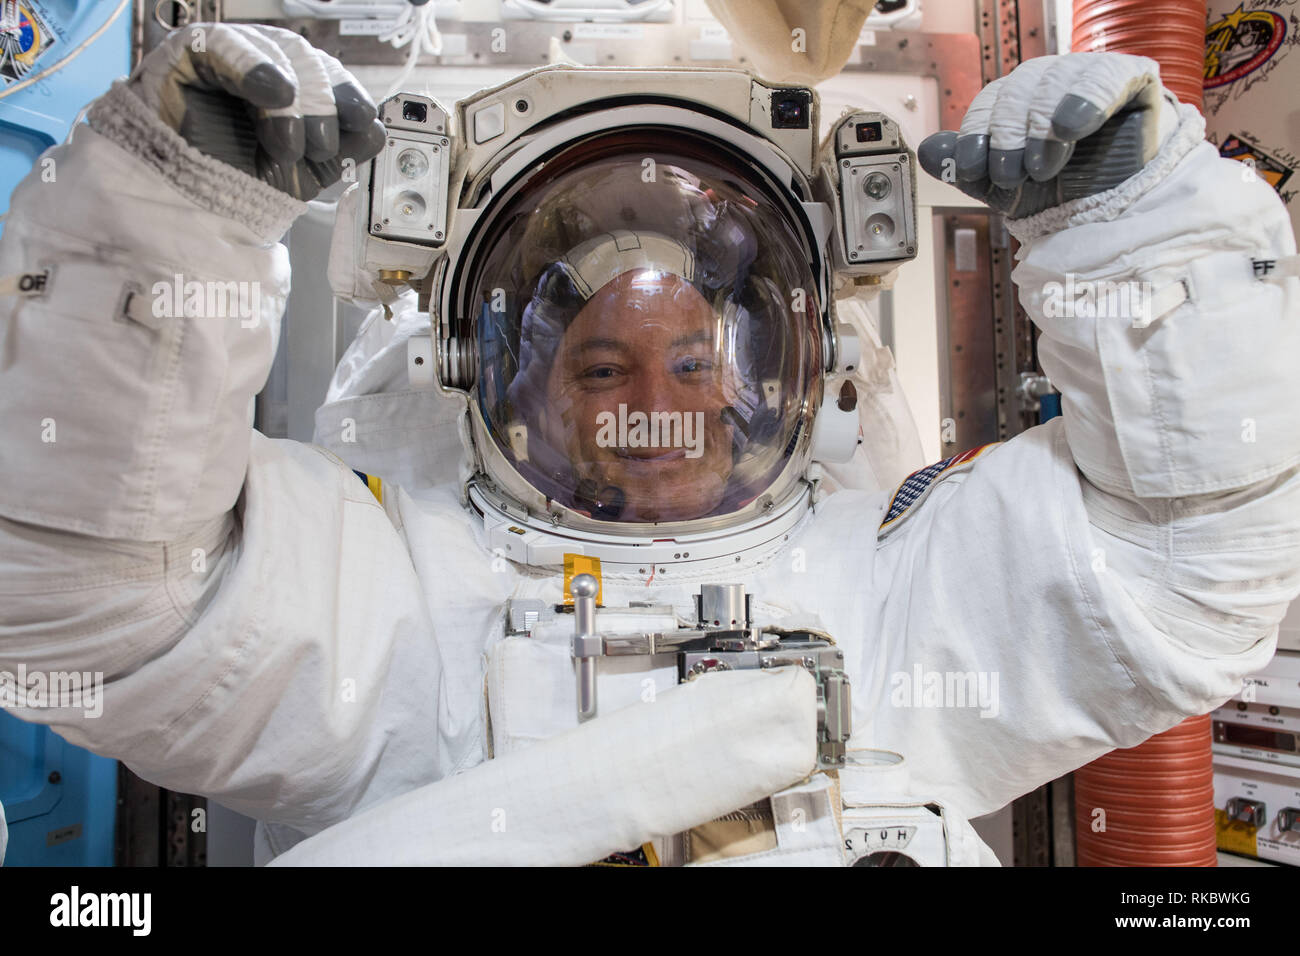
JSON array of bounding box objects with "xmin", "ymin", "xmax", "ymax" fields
[
  {"xmin": 918, "ymin": 52, "xmax": 1180, "ymax": 218},
  {"xmin": 268, "ymin": 667, "xmax": 819, "ymax": 866},
  {"xmin": 127, "ymin": 22, "xmax": 386, "ymax": 200}
]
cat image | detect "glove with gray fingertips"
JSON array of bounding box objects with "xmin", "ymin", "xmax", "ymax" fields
[
  {"xmin": 917, "ymin": 53, "xmax": 1179, "ymax": 220},
  {"xmin": 132, "ymin": 22, "xmax": 388, "ymax": 201}
]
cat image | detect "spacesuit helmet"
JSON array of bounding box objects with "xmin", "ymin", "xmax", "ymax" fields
[
  {"xmin": 466, "ymin": 134, "xmax": 824, "ymax": 527},
  {"xmin": 342, "ymin": 70, "xmax": 919, "ymax": 558}
]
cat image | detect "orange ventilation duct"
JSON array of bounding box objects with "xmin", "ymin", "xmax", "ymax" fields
[
  {"xmin": 1074, "ymin": 715, "xmax": 1217, "ymax": 866},
  {"xmin": 1069, "ymin": 1, "xmax": 1214, "ymax": 864},
  {"xmin": 1071, "ymin": 0, "xmax": 1206, "ymax": 109}
]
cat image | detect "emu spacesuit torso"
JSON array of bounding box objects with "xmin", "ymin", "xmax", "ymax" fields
[{"xmin": 1, "ymin": 29, "xmax": 1298, "ymax": 867}]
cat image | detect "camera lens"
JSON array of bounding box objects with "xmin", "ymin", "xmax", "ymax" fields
[
  {"xmin": 864, "ymin": 212, "xmax": 896, "ymax": 248},
  {"xmin": 775, "ymin": 99, "xmax": 803, "ymax": 125},
  {"xmin": 397, "ymin": 148, "xmax": 429, "ymax": 180},
  {"xmin": 856, "ymin": 121, "xmax": 883, "ymax": 143},
  {"xmin": 402, "ymin": 100, "xmax": 428, "ymax": 124},
  {"xmin": 863, "ymin": 171, "xmax": 892, "ymax": 200},
  {"xmin": 396, "ymin": 190, "xmax": 427, "ymax": 220},
  {"xmin": 770, "ymin": 90, "xmax": 811, "ymax": 130}
]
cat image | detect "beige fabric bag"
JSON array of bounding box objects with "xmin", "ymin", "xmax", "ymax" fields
[{"xmin": 705, "ymin": 0, "xmax": 874, "ymax": 85}]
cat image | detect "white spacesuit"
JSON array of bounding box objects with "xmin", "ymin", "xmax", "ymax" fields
[{"xmin": 1, "ymin": 23, "xmax": 1298, "ymax": 867}]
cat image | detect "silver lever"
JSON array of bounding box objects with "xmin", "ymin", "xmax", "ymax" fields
[{"xmin": 571, "ymin": 573, "xmax": 600, "ymax": 721}]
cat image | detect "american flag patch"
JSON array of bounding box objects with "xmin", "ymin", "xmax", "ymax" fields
[
  {"xmin": 352, "ymin": 469, "xmax": 383, "ymax": 504},
  {"xmin": 588, "ymin": 843, "xmax": 660, "ymax": 867},
  {"xmin": 879, "ymin": 444, "xmax": 999, "ymax": 535}
]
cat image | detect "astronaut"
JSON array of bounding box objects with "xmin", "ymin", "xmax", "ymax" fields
[{"xmin": 1, "ymin": 21, "xmax": 1298, "ymax": 866}]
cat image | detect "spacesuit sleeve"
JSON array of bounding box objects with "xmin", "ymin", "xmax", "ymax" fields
[
  {"xmin": 0, "ymin": 89, "xmax": 454, "ymax": 834},
  {"xmin": 864, "ymin": 104, "xmax": 1300, "ymax": 820},
  {"xmin": 0, "ymin": 84, "xmax": 302, "ymax": 541}
]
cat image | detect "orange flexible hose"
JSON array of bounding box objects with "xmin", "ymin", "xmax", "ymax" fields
[
  {"xmin": 1071, "ymin": 0, "xmax": 1206, "ymax": 109},
  {"xmin": 1074, "ymin": 715, "xmax": 1217, "ymax": 866},
  {"xmin": 1066, "ymin": 0, "xmax": 1216, "ymax": 868}
]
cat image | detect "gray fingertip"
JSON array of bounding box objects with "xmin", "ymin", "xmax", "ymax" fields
[
  {"xmin": 304, "ymin": 115, "xmax": 340, "ymax": 162},
  {"xmin": 988, "ymin": 147, "xmax": 1026, "ymax": 189},
  {"xmin": 256, "ymin": 153, "xmax": 320, "ymax": 202},
  {"xmin": 333, "ymin": 81, "xmax": 378, "ymax": 131},
  {"xmin": 916, "ymin": 130, "xmax": 958, "ymax": 181},
  {"xmin": 955, "ymin": 133, "xmax": 989, "ymax": 181},
  {"xmin": 256, "ymin": 149, "xmax": 290, "ymax": 194},
  {"xmin": 956, "ymin": 173, "xmax": 996, "ymax": 207},
  {"xmin": 306, "ymin": 157, "xmax": 343, "ymax": 193},
  {"xmin": 257, "ymin": 114, "xmax": 305, "ymax": 162},
  {"xmin": 241, "ymin": 62, "xmax": 296, "ymax": 110},
  {"xmin": 1024, "ymin": 138, "xmax": 1073, "ymax": 181},
  {"xmin": 1052, "ymin": 94, "xmax": 1106, "ymax": 141},
  {"xmin": 341, "ymin": 119, "xmax": 388, "ymax": 163}
]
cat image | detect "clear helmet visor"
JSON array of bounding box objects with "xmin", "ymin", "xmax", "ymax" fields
[{"xmin": 470, "ymin": 136, "xmax": 822, "ymax": 524}]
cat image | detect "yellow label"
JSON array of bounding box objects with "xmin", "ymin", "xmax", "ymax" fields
[
  {"xmin": 1215, "ymin": 809, "xmax": 1259, "ymax": 856},
  {"xmin": 563, "ymin": 553, "xmax": 602, "ymax": 605}
]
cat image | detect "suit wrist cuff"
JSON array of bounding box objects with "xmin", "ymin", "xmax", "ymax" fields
[
  {"xmin": 87, "ymin": 80, "xmax": 306, "ymax": 242},
  {"xmin": 1006, "ymin": 101, "xmax": 1206, "ymax": 244}
]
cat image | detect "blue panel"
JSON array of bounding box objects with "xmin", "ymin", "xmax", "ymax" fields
[
  {"xmin": 0, "ymin": 0, "xmax": 132, "ymax": 223},
  {"xmin": 0, "ymin": 711, "xmax": 118, "ymax": 866},
  {"xmin": 0, "ymin": 0, "xmax": 131, "ymax": 866}
]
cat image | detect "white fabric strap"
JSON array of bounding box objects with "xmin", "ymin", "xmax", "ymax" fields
[
  {"xmin": 1131, "ymin": 277, "xmax": 1188, "ymax": 329},
  {"xmin": 0, "ymin": 264, "xmax": 129, "ymax": 315},
  {"xmin": 1082, "ymin": 265, "xmax": 1279, "ymax": 332},
  {"xmin": 0, "ymin": 258, "xmax": 289, "ymax": 336},
  {"xmin": 0, "ymin": 264, "xmax": 168, "ymax": 329}
]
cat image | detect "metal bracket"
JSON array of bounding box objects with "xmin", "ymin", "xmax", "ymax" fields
[{"xmin": 566, "ymin": 580, "xmax": 851, "ymax": 767}]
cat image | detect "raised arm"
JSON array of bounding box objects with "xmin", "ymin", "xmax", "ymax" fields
[
  {"xmin": 0, "ymin": 24, "xmax": 423, "ymax": 833},
  {"xmin": 866, "ymin": 53, "xmax": 1300, "ymax": 818}
]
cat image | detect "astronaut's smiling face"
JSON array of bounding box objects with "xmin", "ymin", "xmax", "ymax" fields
[{"xmin": 543, "ymin": 270, "xmax": 738, "ymax": 522}]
